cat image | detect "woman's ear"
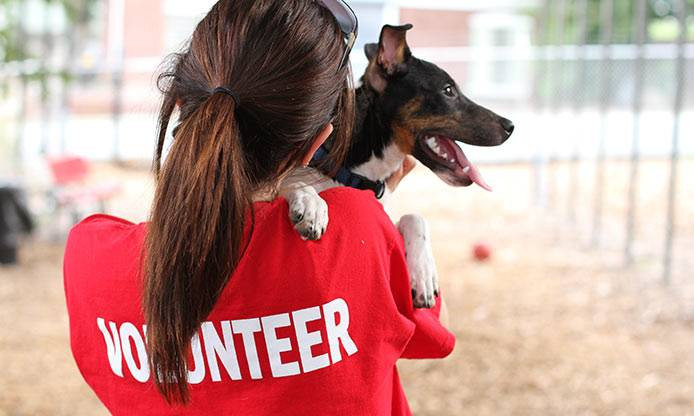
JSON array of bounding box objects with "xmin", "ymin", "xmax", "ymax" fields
[{"xmin": 301, "ymin": 123, "xmax": 334, "ymax": 167}]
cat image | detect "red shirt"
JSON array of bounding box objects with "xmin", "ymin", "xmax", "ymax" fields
[{"xmin": 64, "ymin": 187, "xmax": 455, "ymax": 415}]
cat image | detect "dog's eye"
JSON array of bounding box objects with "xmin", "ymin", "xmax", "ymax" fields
[{"xmin": 443, "ymin": 85, "xmax": 457, "ymax": 98}]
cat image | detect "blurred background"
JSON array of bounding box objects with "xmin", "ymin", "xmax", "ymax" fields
[{"xmin": 1, "ymin": 0, "xmax": 692, "ymax": 415}]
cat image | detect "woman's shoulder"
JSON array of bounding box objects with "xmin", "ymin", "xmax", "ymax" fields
[
  {"xmin": 64, "ymin": 214, "xmax": 146, "ymax": 282},
  {"xmin": 67, "ymin": 214, "xmax": 145, "ymax": 242},
  {"xmin": 67, "ymin": 213, "xmax": 144, "ymax": 252},
  {"xmin": 255, "ymin": 186, "xmax": 401, "ymax": 256},
  {"xmin": 317, "ymin": 187, "xmax": 401, "ymax": 243},
  {"xmin": 70, "ymin": 213, "xmax": 140, "ymax": 232},
  {"xmin": 318, "ymin": 186, "xmax": 382, "ymax": 207},
  {"xmin": 321, "ymin": 185, "xmax": 392, "ymax": 216}
]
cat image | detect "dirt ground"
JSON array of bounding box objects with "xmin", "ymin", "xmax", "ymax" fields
[{"xmin": 1, "ymin": 161, "xmax": 693, "ymax": 416}]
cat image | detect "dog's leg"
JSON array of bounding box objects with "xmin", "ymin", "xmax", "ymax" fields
[
  {"xmin": 397, "ymin": 214, "xmax": 439, "ymax": 309},
  {"xmin": 279, "ymin": 167, "xmax": 339, "ymax": 241}
]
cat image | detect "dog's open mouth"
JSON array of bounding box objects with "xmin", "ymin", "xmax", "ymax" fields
[{"xmin": 416, "ymin": 135, "xmax": 492, "ymax": 191}]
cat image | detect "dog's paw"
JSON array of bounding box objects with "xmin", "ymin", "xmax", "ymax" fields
[
  {"xmin": 398, "ymin": 214, "xmax": 439, "ymax": 309},
  {"xmin": 408, "ymin": 248, "xmax": 438, "ymax": 309},
  {"xmin": 286, "ymin": 186, "xmax": 328, "ymax": 241}
]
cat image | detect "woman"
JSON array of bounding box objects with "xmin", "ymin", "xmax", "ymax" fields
[{"xmin": 64, "ymin": 0, "xmax": 454, "ymax": 414}]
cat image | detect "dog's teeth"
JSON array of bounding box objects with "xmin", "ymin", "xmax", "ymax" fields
[
  {"xmin": 463, "ymin": 166, "xmax": 471, "ymax": 173},
  {"xmin": 426, "ymin": 136, "xmax": 456, "ymax": 163}
]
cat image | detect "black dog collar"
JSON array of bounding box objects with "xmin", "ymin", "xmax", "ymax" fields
[{"xmin": 311, "ymin": 146, "xmax": 386, "ymax": 199}]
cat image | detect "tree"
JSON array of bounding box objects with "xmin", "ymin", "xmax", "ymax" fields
[
  {"xmin": 0, "ymin": 0, "xmax": 99, "ymax": 168},
  {"xmin": 537, "ymin": 0, "xmax": 693, "ymax": 45},
  {"xmin": 0, "ymin": 0, "xmax": 98, "ymax": 63}
]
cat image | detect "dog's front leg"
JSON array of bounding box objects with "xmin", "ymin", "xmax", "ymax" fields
[
  {"xmin": 397, "ymin": 214, "xmax": 439, "ymax": 309},
  {"xmin": 279, "ymin": 167, "xmax": 340, "ymax": 241}
]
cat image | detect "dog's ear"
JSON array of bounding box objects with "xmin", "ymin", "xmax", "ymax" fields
[
  {"xmin": 364, "ymin": 43, "xmax": 378, "ymax": 61},
  {"xmin": 377, "ymin": 24, "xmax": 413, "ymax": 75},
  {"xmin": 365, "ymin": 24, "xmax": 413, "ymax": 93}
]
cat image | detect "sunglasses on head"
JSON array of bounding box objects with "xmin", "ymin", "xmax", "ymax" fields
[{"xmin": 319, "ymin": 0, "xmax": 358, "ymax": 70}]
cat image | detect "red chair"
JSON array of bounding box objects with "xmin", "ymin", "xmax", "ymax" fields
[{"xmin": 47, "ymin": 157, "xmax": 121, "ymax": 225}]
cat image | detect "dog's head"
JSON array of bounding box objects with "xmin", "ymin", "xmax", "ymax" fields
[{"xmin": 363, "ymin": 24, "xmax": 514, "ymax": 189}]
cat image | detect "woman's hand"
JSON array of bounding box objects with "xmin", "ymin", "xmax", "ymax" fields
[{"xmin": 385, "ymin": 155, "xmax": 417, "ymax": 193}]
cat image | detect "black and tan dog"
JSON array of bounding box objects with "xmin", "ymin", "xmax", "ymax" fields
[{"xmin": 281, "ymin": 24, "xmax": 513, "ymax": 308}]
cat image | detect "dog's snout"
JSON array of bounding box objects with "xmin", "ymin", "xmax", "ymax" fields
[{"xmin": 500, "ymin": 118, "xmax": 514, "ymax": 136}]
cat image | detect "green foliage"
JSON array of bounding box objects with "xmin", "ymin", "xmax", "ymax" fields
[
  {"xmin": 0, "ymin": 0, "xmax": 98, "ymax": 95},
  {"xmin": 0, "ymin": 0, "xmax": 29, "ymax": 63},
  {"xmin": 0, "ymin": 0, "xmax": 98, "ymax": 65},
  {"xmin": 535, "ymin": 0, "xmax": 692, "ymax": 45}
]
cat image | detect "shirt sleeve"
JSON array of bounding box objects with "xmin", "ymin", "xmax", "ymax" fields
[{"xmin": 388, "ymin": 235, "xmax": 456, "ymax": 360}]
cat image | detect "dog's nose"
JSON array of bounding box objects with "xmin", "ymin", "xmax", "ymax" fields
[{"xmin": 500, "ymin": 118, "xmax": 514, "ymax": 136}]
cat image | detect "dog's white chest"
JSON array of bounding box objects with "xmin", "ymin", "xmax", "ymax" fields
[{"xmin": 351, "ymin": 143, "xmax": 406, "ymax": 182}]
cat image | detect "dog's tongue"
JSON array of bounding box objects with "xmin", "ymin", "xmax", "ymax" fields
[
  {"xmin": 463, "ymin": 164, "xmax": 494, "ymax": 192},
  {"xmin": 446, "ymin": 138, "xmax": 493, "ymax": 192},
  {"xmin": 462, "ymin": 164, "xmax": 493, "ymax": 192}
]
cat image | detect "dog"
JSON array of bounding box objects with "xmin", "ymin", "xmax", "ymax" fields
[{"xmin": 280, "ymin": 24, "xmax": 513, "ymax": 308}]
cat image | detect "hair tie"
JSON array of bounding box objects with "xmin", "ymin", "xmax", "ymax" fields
[{"xmin": 212, "ymin": 86, "xmax": 240, "ymax": 106}]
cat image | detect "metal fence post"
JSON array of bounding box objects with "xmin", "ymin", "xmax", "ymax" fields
[
  {"xmin": 533, "ymin": 0, "xmax": 552, "ymax": 208},
  {"xmin": 663, "ymin": 0, "xmax": 688, "ymax": 285},
  {"xmin": 547, "ymin": 0, "xmax": 567, "ymax": 212},
  {"xmin": 624, "ymin": 0, "xmax": 647, "ymax": 267},
  {"xmin": 567, "ymin": 0, "xmax": 589, "ymax": 224},
  {"xmin": 39, "ymin": 1, "xmax": 54, "ymax": 156},
  {"xmin": 591, "ymin": 0, "xmax": 615, "ymax": 248},
  {"xmin": 13, "ymin": 1, "xmax": 29, "ymax": 175},
  {"xmin": 109, "ymin": 0, "xmax": 125, "ymax": 163}
]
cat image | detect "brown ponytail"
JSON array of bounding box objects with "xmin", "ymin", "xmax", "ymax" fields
[{"xmin": 144, "ymin": 0, "xmax": 354, "ymax": 403}]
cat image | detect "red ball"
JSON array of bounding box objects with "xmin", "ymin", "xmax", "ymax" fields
[{"xmin": 473, "ymin": 243, "xmax": 492, "ymax": 261}]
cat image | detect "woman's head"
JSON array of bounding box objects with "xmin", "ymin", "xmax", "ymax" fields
[
  {"xmin": 145, "ymin": 0, "xmax": 355, "ymax": 403},
  {"xmin": 156, "ymin": 0, "xmax": 354, "ymax": 180}
]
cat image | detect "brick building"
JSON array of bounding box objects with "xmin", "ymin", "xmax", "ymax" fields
[{"xmin": 102, "ymin": 0, "xmax": 535, "ymax": 112}]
